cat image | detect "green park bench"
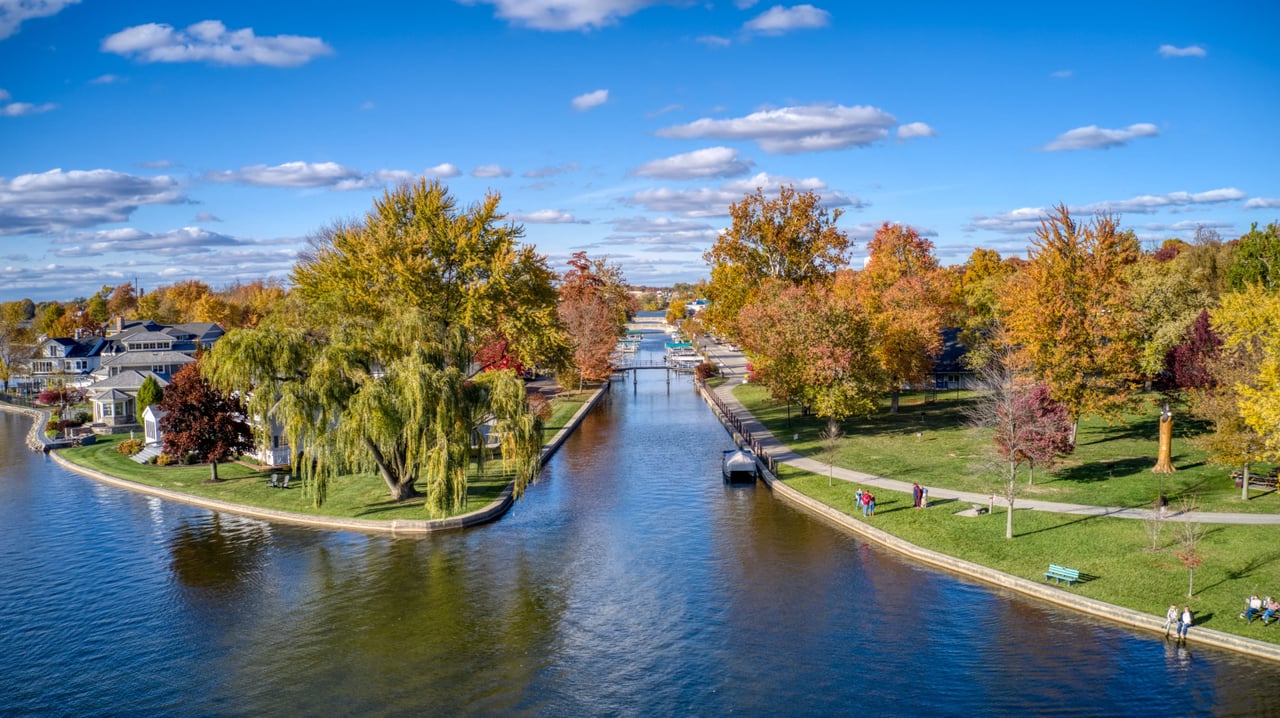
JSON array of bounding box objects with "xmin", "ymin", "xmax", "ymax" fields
[{"xmin": 1044, "ymin": 564, "xmax": 1080, "ymax": 586}]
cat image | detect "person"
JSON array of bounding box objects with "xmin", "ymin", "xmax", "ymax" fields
[
  {"xmin": 861, "ymin": 490, "xmax": 872, "ymax": 517},
  {"xmin": 912, "ymin": 482, "xmax": 922, "ymax": 508},
  {"xmin": 920, "ymin": 487, "xmax": 929, "ymax": 509},
  {"xmin": 1243, "ymin": 594, "xmax": 1263, "ymax": 622},
  {"xmin": 1158, "ymin": 492, "xmax": 1169, "ymax": 518},
  {"xmin": 1163, "ymin": 604, "xmax": 1179, "ymax": 637},
  {"xmin": 855, "ymin": 487, "xmax": 864, "ymax": 510},
  {"xmin": 1262, "ymin": 597, "xmax": 1279, "ymax": 625},
  {"xmin": 866, "ymin": 491, "xmax": 876, "ymax": 516},
  {"xmin": 1178, "ymin": 606, "xmax": 1193, "ymax": 640}
]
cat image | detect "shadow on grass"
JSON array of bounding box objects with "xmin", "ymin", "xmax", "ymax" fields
[
  {"xmin": 1197, "ymin": 550, "xmax": 1280, "ymax": 594},
  {"xmin": 1052, "ymin": 457, "xmax": 1155, "ymax": 484}
]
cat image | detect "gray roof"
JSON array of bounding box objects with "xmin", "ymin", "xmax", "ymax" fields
[
  {"xmin": 89, "ymin": 370, "xmax": 169, "ymax": 394},
  {"xmin": 100, "ymin": 350, "xmax": 195, "ymax": 368}
]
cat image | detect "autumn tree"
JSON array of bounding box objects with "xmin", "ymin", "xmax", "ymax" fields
[
  {"xmin": 966, "ymin": 347, "xmax": 1071, "ymax": 539},
  {"xmin": 0, "ymin": 301, "xmax": 34, "ymax": 392},
  {"xmin": 1189, "ymin": 317, "xmax": 1268, "ymax": 501},
  {"xmin": 204, "ymin": 180, "xmax": 566, "ymax": 515},
  {"xmin": 1000, "ymin": 205, "xmax": 1142, "ymax": 440},
  {"xmin": 851, "ymin": 223, "xmax": 949, "ymax": 412},
  {"xmin": 737, "ymin": 280, "xmax": 880, "ymax": 424},
  {"xmin": 703, "ymin": 185, "xmax": 849, "ymax": 338},
  {"xmin": 158, "ymin": 361, "xmax": 254, "ymax": 482},
  {"xmin": 1213, "ymin": 286, "xmax": 1280, "ymax": 463},
  {"xmin": 106, "ymin": 282, "xmax": 137, "ymax": 319},
  {"xmin": 1226, "ymin": 221, "xmax": 1280, "ymax": 292},
  {"xmin": 958, "ymin": 248, "xmax": 1017, "ymax": 370},
  {"xmin": 557, "ymin": 251, "xmax": 632, "ymax": 386}
]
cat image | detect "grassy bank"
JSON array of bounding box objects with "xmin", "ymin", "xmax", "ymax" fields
[
  {"xmin": 735, "ymin": 383, "xmax": 1279, "ymax": 514},
  {"xmin": 734, "ymin": 384, "xmax": 1280, "ymax": 644},
  {"xmin": 56, "ymin": 387, "xmax": 597, "ymax": 522}
]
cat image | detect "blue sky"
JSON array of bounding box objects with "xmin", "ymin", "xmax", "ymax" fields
[{"xmin": 1, "ymin": 0, "xmax": 1277, "ymax": 303}]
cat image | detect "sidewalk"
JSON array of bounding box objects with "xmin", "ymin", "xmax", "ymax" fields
[{"xmin": 708, "ymin": 376, "xmax": 1280, "ymax": 526}]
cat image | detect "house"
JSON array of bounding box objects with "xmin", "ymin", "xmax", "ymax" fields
[
  {"xmin": 142, "ymin": 404, "xmax": 292, "ymax": 468},
  {"xmin": 925, "ymin": 328, "xmax": 976, "ymax": 391},
  {"xmin": 87, "ymin": 370, "xmax": 168, "ymax": 429},
  {"xmin": 29, "ymin": 334, "xmax": 107, "ymax": 388}
]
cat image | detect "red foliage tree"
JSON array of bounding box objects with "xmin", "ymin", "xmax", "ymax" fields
[
  {"xmin": 1165, "ymin": 309, "xmax": 1222, "ymax": 390},
  {"xmin": 1005, "ymin": 383, "xmax": 1075, "ymax": 484},
  {"xmin": 158, "ymin": 361, "xmax": 254, "ymax": 482}
]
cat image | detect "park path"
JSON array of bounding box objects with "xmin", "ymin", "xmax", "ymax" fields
[{"xmin": 698, "ymin": 343, "xmax": 1280, "ymax": 526}]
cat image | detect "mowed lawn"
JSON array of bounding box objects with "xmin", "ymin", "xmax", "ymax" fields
[
  {"xmin": 56, "ymin": 388, "xmax": 595, "ymax": 522},
  {"xmin": 735, "ymin": 383, "xmax": 1280, "ymax": 643},
  {"xmin": 735, "ymin": 384, "xmax": 1280, "ymax": 513}
]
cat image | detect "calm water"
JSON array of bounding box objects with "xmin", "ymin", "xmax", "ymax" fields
[{"xmin": 4, "ymin": 334, "xmax": 1280, "ymax": 716}]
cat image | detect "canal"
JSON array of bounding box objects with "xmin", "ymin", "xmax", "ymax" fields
[{"xmin": 3, "ymin": 333, "xmax": 1280, "ymax": 716}]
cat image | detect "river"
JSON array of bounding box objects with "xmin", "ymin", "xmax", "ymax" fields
[{"xmin": 3, "ymin": 333, "xmax": 1280, "ymax": 716}]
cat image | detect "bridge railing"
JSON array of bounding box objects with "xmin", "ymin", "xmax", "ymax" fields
[{"xmin": 694, "ymin": 377, "xmax": 777, "ymax": 475}]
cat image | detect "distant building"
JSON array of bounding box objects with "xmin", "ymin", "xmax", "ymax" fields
[{"xmin": 925, "ymin": 328, "xmax": 975, "ymax": 391}]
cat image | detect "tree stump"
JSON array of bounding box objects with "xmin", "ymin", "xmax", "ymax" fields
[{"xmin": 1153, "ymin": 403, "xmax": 1176, "ymax": 473}]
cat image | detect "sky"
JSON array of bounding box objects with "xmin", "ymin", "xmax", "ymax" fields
[{"xmin": 1, "ymin": 0, "xmax": 1277, "ymax": 303}]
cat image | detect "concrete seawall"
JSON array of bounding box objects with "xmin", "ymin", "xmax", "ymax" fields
[{"xmin": 41, "ymin": 382, "xmax": 609, "ymax": 536}]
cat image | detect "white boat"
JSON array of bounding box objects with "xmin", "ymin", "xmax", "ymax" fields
[{"xmin": 722, "ymin": 448, "xmax": 758, "ymax": 483}]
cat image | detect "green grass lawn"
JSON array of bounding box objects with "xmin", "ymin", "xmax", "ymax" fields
[
  {"xmin": 735, "ymin": 384, "xmax": 1280, "ymax": 514},
  {"xmin": 57, "ymin": 387, "xmax": 599, "ymax": 522},
  {"xmin": 784, "ymin": 465, "xmax": 1280, "ymax": 643},
  {"xmin": 734, "ymin": 383, "xmax": 1280, "ymax": 643}
]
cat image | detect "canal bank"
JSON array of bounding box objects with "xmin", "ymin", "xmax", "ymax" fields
[
  {"xmin": 28, "ymin": 382, "xmax": 610, "ymax": 536},
  {"xmin": 697, "ymin": 377, "xmax": 1280, "ymax": 666}
]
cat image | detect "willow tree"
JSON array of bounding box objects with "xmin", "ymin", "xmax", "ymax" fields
[{"xmin": 204, "ymin": 180, "xmax": 566, "ymax": 516}]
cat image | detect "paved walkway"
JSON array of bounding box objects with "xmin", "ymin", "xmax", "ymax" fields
[{"xmin": 699, "ymin": 345, "xmax": 1280, "ymax": 526}]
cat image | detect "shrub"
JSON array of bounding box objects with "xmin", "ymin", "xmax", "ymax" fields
[
  {"xmin": 182, "ymin": 453, "xmax": 199, "ymax": 465},
  {"xmin": 695, "ymin": 361, "xmax": 720, "ymax": 380},
  {"xmin": 155, "ymin": 453, "xmax": 174, "ymax": 466},
  {"xmin": 116, "ymin": 438, "xmax": 143, "ymax": 456},
  {"xmin": 73, "ymin": 411, "xmax": 92, "ymax": 425}
]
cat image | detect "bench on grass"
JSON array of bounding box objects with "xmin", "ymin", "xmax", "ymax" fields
[{"xmin": 1045, "ymin": 564, "xmax": 1080, "ymax": 586}]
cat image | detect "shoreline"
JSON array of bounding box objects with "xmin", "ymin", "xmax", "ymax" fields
[
  {"xmin": 694, "ymin": 380, "xmax": 1280, "ymax": 665},
  {"xmin": 21, "ymin": 382, "xmax": 609, "ymax": 536}
]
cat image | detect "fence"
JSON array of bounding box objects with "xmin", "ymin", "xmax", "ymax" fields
[{"xmin": 693, "ymin": 377, "xmax": 779, "ymax": 476}]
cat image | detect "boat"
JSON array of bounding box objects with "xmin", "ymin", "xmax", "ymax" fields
[{"xmin": 722, "ymin": 448, "xmax": 758, "ymax": 483}]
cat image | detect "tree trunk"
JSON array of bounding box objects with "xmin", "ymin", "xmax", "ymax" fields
[
  {"xmin": 1005, "ymin": 460, "xmax": 1016, "ymax": 539},
  {"xmin": 1027, "ymin": 460, "xmax": 1035, "ymax": 486},
  {"xmin": 209, "ymin": 459, "xmax": 219, "ymax": 482},
  {"xmin": 890, "ymin": 389, "xmax": 900, "ymax": 414},
  {"xmin": 1242, "ymin": 463, "xmax": 1251, "ymax": 501},
  {"xmin": 366, "ymin": 437, "xmax": 418, "ymax": 501},
  {"xmin": 1069, "ymin": 418, "xmax": 1079, "ymax": 446},
  {"xmin": 1152, "ymin": 402, "xmax": 1176, "ymax": 473}
]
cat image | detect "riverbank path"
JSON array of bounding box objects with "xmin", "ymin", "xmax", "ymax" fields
[{"xmin": 699, "ymin": 341, "xmax": 1280, "ymax": 526}]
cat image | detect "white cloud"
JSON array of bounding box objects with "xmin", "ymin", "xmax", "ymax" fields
[
  {"xmin": 969, "ymin": 187, "xmax": 1247, "ymax": 234},
  {"xmin": 897, "ymin": 122, "xmax": 936, "ymax": 140},
  {"xmin": 472, "ymin": 164, "xmax": 512, "ymax": 178},
  {"xmin": 425, "ymin": 163, "xmax": 461, "ymax": 178},
  {"xmin": 627, "ymin": 172, "xmax": 863, "ymax": 217},
  {"xmin": 52, "ymin": 226, "xmax": 246, "ymax": 258},
  {"xmin": 0, "ymin": 0, "xmax": 79, "ymax": 41},
  {"xmin": 572, "ymin": 88, "xmax": 609, "ymax": 111},
  {"xmin": 632, "ymin": 147, "xmax": 754, "ymax": 180},
  {"xmin": 697, "ymin": 35, "xmax": 731, "ymax": 47},
  {"xmin": 1159, "ymin": 44, "xmax": 1206, "ymax": 58},
  {"xmin": 1, "ymin": 101, "xmax": 55, "ymax": 116},
  {"xmin": 102, "ymin": 19, "xmax": 333, "ymax": 67},
  {"xmin": 658, "ymin": 103, "xmax": 898, "ymax": 154},
  {"xmin": 511, "ymin": 209, "xmax": 585, "ymax": 224},
  {"xmin": 207, "ymin": 161, "xmax": 413, "ymax": 190},
  {"xmin": 0, "ymin": 168, "xmax": 186, "ymax": 236},
  {"xmin": 1043, "ymin": 123, "xmax": 1158, "ymax": 151},
  {"xmin": 457, "ymin": 0, "xmax": 655, "ymax": 31},
  {"xmin": 743, "ymin": 4, "xmax": 831, "ymax": 35},
  {"xmin": 90, "ymin": 73, "xmax": 123, "ymax": 84},
  {"xmin": 1244, "ymin": 197, "xmax": 1280, "ymax": 210}
]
